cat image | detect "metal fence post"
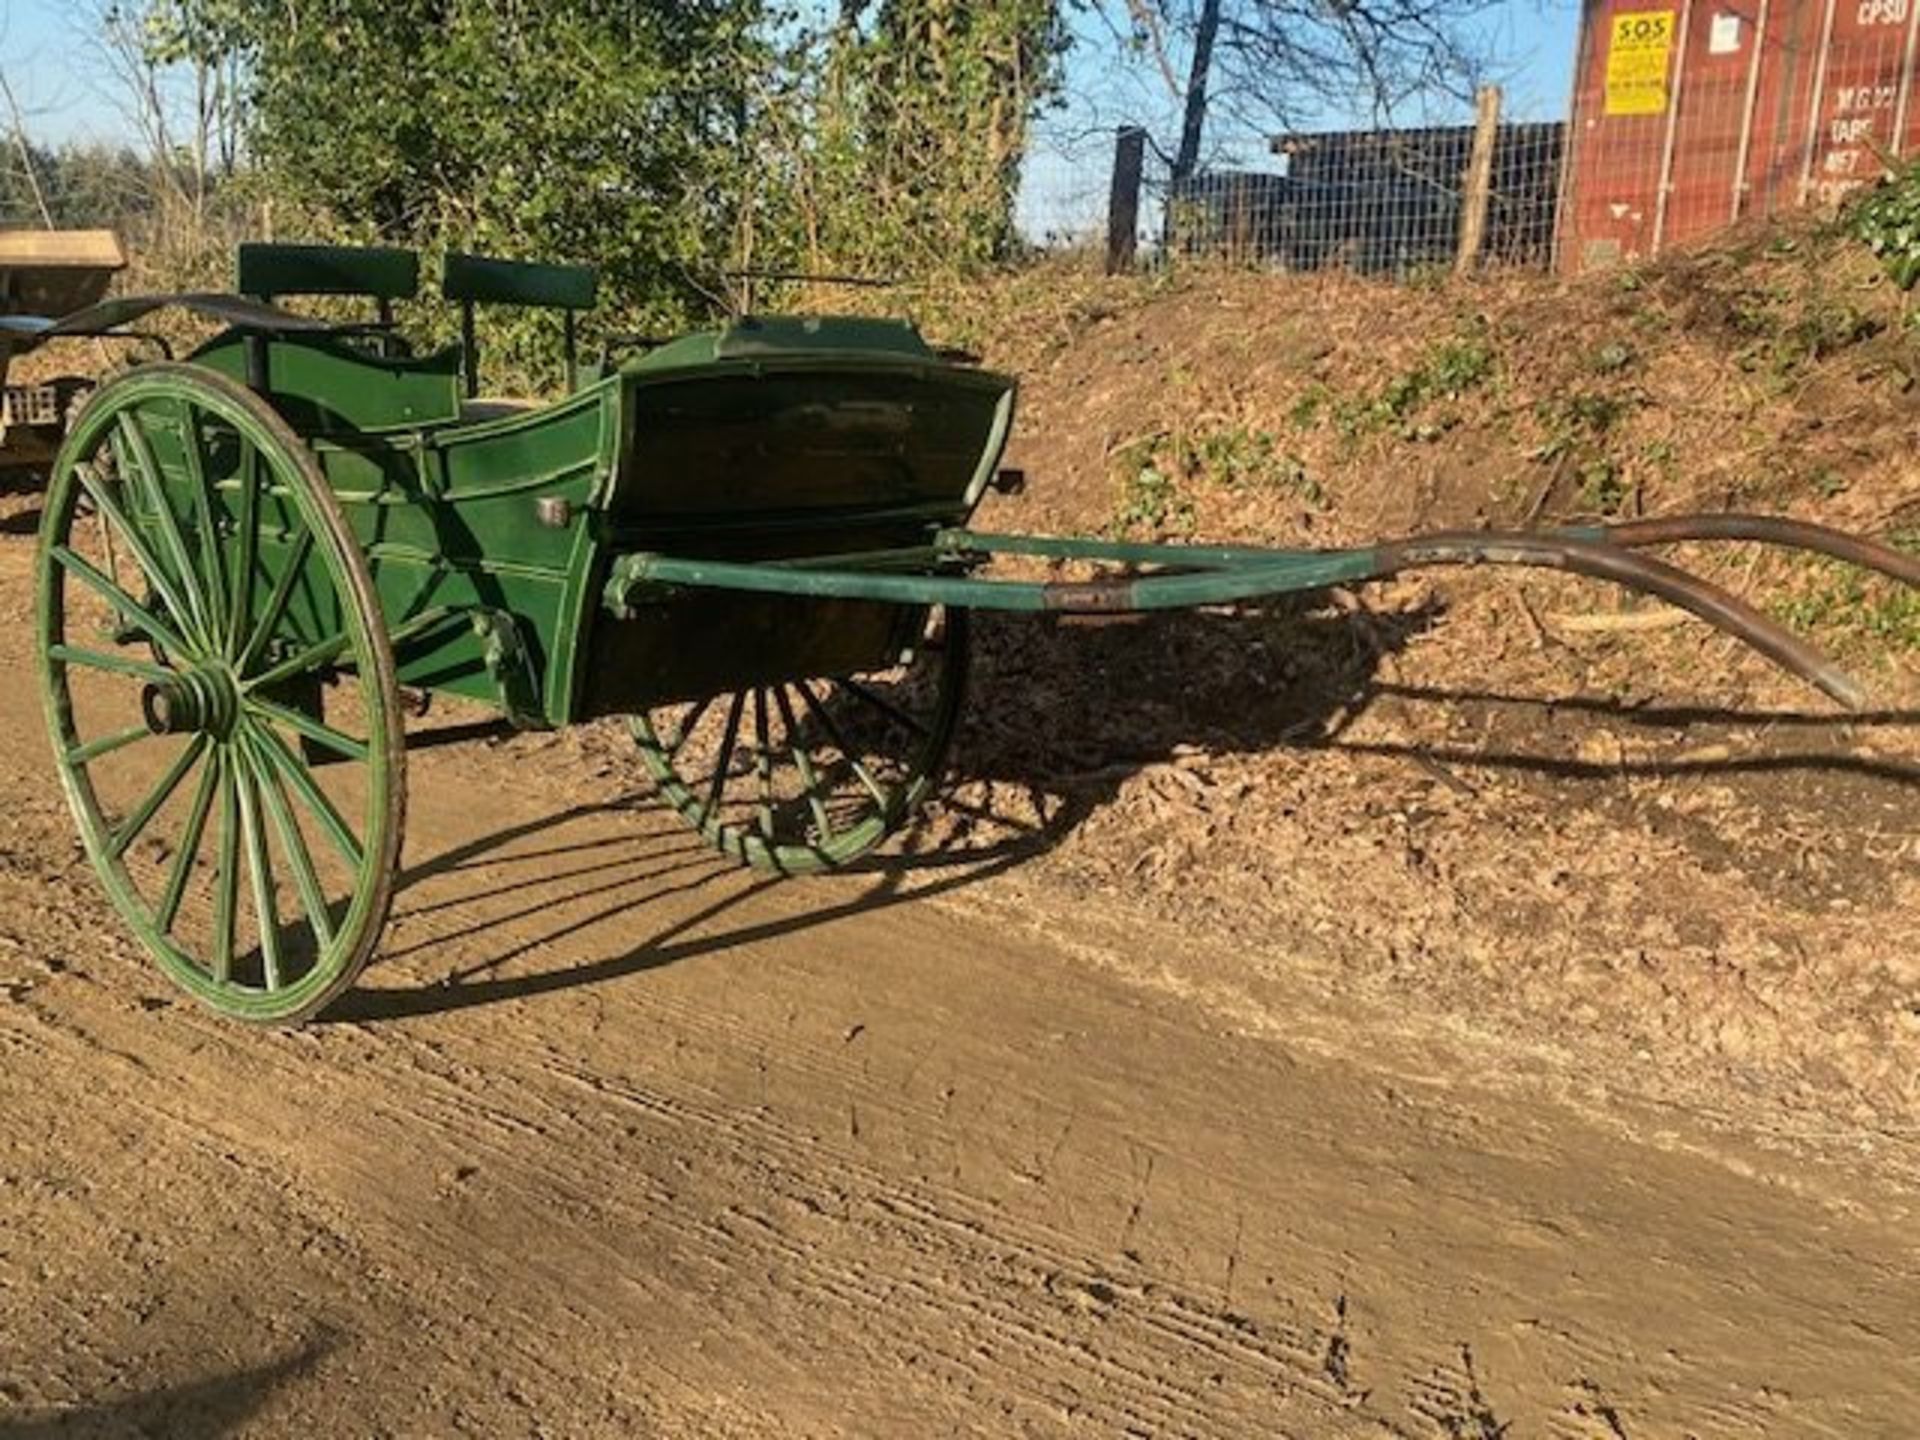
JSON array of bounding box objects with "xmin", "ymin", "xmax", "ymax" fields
[
  {"xmin": 1106, "ymin": 126, "xmax": 1147, "ymax": 274},
  {"xmin": 1456, "ymin": 85, "xmax": 1502, "ymax": 273}
]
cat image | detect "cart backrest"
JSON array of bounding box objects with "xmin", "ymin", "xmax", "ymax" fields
[
  {"xmin": 237, "ymin": 242, "xmax": 420, "ymax": 307},
  {"xmin": 442, "ymin": 252, "xmax": 596, "ymax": 311},
  {"xmin": 442, "ymin": 251, "xmax": 598, "ymax": 397}
]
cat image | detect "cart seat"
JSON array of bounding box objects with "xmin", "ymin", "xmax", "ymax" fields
[{"xmin": 188, "ymin": 329, "xmax": 466, "ymax": 432}]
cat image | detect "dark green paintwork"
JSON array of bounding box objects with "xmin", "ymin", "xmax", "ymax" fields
[
  {"xmin": 443, "ymin": 252, "xmax": 596, "ymax": 311},
  {"xmin": 157, "ymin": 299, "xmax": 1415, "ymax": 730},
  {"xmin": 83, "ymin": 293, "xmax": 1435, "ymax": 741},
  {"xmin": 193, "ymin": 332, "xmax": 463, "ymax": 431},
  {"xmin": 238, "ymin": 242, "xmax": 421, "ymax": 301}
]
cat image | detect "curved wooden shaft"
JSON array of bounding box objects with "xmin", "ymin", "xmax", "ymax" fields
[
  {"xmin": 1590, "ymin": 513, "xmax": 1920, "ymax": 588},
  {"xmin": 1370, "ymin": 531, "xmax": 1866, "ymax": 710}
]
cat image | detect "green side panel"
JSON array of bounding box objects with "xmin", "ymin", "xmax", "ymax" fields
[
  {"xmin": 193, "ymin": 333, "xmax": 462, "ymax": 433},
  {"xmin": 238, "ymin": 242, "xmax": 419, "ymax": 301},
  {"xmin": 323, "ymin": 387, "xmax": 617, "ymax": 721},
  {"xmin": 443, "ymin": 252, "xmax": 597, "ymax": 311}
]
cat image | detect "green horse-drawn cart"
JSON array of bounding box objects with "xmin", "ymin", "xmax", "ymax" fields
[{"xmin": 26, "ymin": 244, "xmax": 1920, "ymax": 1022}]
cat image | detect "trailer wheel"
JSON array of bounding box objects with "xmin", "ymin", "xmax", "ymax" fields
[
  {"xmin": 35, "ymin": 363, "xmax": 405, "ymax": 1024},
  {"xmin": 631, "ymin": 606, "xmax": 968, "ymax": 873}
]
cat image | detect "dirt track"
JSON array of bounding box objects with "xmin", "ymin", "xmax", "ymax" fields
[{"xmin": 1, "ymin": 501, "xmax": 1918, "ymax": 1436}]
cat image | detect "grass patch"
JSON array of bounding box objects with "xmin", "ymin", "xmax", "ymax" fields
[
  {"xmin": 1773, "ymin": 535, "xmax": 1920, "ymax": 653},
  {"xmin": 1531, "ymin": 389, "xmax": 1638, "ymax": 516},
  {"xmin": 1110, "ymin": 421, "xmax": 1322, "ymax": 536},
  {"xmin": 1323, "ymin": 326, "xmax": 1496, "ymax": 444}
]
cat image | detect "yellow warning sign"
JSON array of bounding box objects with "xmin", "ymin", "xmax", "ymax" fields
[{"xmin": 1605, "ymin": 10, "xmax": 1676, "ymax": 116}]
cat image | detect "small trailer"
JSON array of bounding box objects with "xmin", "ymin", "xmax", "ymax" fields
[
  {"xmin": 0, "ymin": 229, "xmax": 126, "ymax": 476},
  {"xmin": 26, "ymin": 243, "xmax": 1920, "ymax": 1022}
]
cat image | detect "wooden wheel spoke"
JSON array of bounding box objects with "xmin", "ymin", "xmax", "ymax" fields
[
  {"xmin": 114, "ymin": 408, "xmax": 212, "ymax": 641},
  {"xmin": 50, "ymin": 545, "xmax": 193, "ymax": 659},
  {"xmin": 66, "ymin": 723, "xmax": 155, "ymax": 768},
  {"xmin": 109, "ymin": 734, "xmax": 209, "ymax": 859},
  {"xmin": 227, "ymin": 437, "xmax": 260, "ymax": 658},
  {"xmin": 245, "ymin": 694, "xmax": 368, "ymax": 762},
  {"xmin": 173, "ymin": 398, "xmax": 227, "ymax": 616},
  {"xmin": 244, "ymin": 717, "xmax": 365, "ymax": 870},
  {"xmin": 794, "ymin": 681, "xmax": 894, "ymax": 812},
  {"xmin": 703, "ymin": 692, "xmax": 747, "ymax": 829},
  {"xmin": 233, "ymin": 749, "xmax": 284, "ymax": 990},
  {"xmin": 209, "ymin": 751, "xmax": 240, "ymax": 985},
  {"xmin": 241, "ymin": 731, "xmax": 336, "ymax": 952},
  {"xmin": 235, "ymin": 529, "xmax": 315, "ymax": 675},
  {"xmin": 110, "ymin": 415, "xmax": 215, "ymax": 645},
  {"xmin": 73, "ymin": 461, "xmax": 205, "ymax": 658},
  {"xmin": 242, "ymin": 628, "xmax": 351, "ymax": 693},
  {"xmin": 753, "ymin": 688, "xmax": 776, "ymax": 839},
  {"xmin": 773, "ymin": 686, "xmax": 834, "ymax": 843},
  {"xmin": 48, "ymin": 643, "xmax": 174, "ymax": 684},
  {"xmin": 95, "ymin": 504, "xmax": 126, "ymax": 610},
  {"xmin": 837, "ymin": 676, "xmax": 929, "ymax": 737},
  {"xmin": 155, "ymin": 752, "xmax": 219, "ymax": 935}
]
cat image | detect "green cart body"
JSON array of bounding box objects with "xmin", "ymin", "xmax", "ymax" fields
[
  {"xmin": 187, "ymin": 311, "xmax": 1015, "ymax": 726},
  {"xmin": 25, "ymin": 243, "xmax": 1919, "ymax": 1023}
]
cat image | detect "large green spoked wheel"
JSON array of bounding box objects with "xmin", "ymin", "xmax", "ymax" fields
[
  {"xmin": 35, "ymin": 362, "xmax": 405, "ymax": 1024},
  {"xmin": 631, "ymin": 606, "xmax": 968, "ymax": 873}
]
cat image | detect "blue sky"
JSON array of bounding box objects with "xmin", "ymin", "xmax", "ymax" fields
[
  {"xmin": 1020, "ymin": 2, "xmax": 1582, "ymax": 238},
  {"xmin": 3, "ymin": 0, "xmax": 1582, "ymax": 237},
  {"xmin": 2, "ymin": 0, "xmax": 105, "ymax": 143}
]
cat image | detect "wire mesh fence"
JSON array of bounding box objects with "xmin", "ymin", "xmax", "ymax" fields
[
  {"xmin": 1158, "ymin": 110, "xmax": 1565, "ymax": 275},
  {"xmin": 1036, "ymin": 0, "xmax": 1920, "ymax": 282}
]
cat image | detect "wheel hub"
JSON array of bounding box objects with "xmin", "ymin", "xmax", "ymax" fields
[{"xmin": 141, "ymin": 665, "xmax": 240, "ymax": 739}]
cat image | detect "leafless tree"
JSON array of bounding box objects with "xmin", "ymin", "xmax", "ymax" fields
[
  {"xmin": 1103, "ymin": 0, "xmax": 1503, "ymax": 183},
  {"xmin": 76, "ymin": 0, "xmax": 246, "ymax": 221}
]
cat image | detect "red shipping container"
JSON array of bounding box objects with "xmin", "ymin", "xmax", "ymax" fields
[{"xmin": 1558, "ymin": 0, "xmax": 1920, "ymax": 271}]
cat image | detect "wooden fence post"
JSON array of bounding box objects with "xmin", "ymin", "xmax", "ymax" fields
[
  {"xmin": 1106, "ymin": 126, "xmax": 1147, "ymax": 274},
  {"xmin": 1456, "ymin": 85, "xmax": 1502, "ymax": 274}
]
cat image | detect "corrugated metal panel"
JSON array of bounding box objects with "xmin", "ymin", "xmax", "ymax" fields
[
  {"xmin": 1559, "ymin": 0, "xmax": 1920, "ymax": 271},
  {"xmin": 1798, "ymin": 0, "xmax": 1920, "ymax": 208}
]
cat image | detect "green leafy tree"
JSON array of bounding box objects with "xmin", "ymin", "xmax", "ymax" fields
[
  {"xmin": 741, "ymin": 0, "xmax": 1068, "ymax": 282},
  {"xmin": 217, "ymin": 0, "xmax": 764, "ymax": 342}
]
